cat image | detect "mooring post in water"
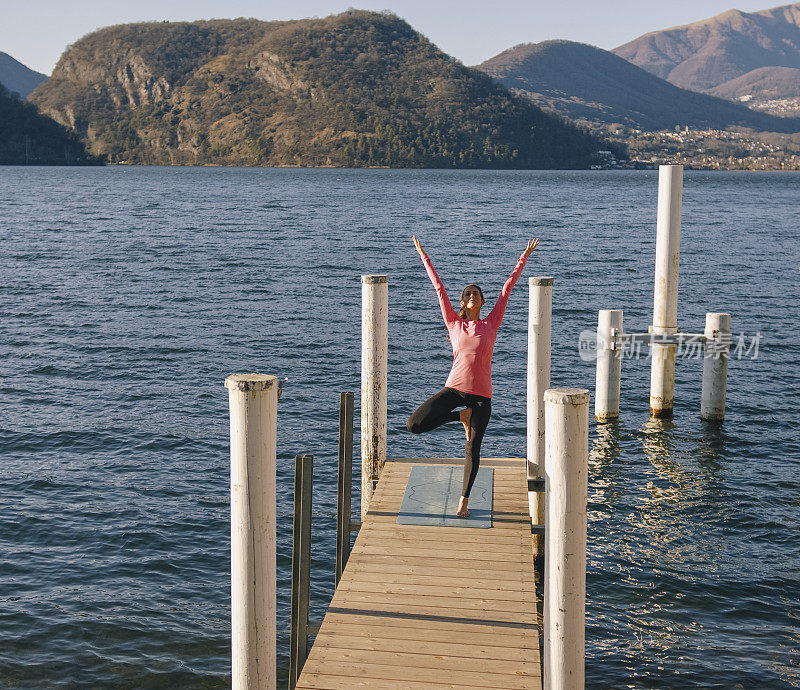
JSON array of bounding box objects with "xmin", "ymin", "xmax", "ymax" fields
[
  {"xmin": 360, "ymin": 275, "xmax": 388, "ymax": 521},
  {"xmin": 527, "ymin": 277, "xmax": 553, "ymax": 556},
  {"xmin": 650, "ymin": 164, "xmax": 683, "ymax": 418},
  {"xmin": 701, "ymin": 312, "xmax": 731, "ymax": 421},
  {"xmin": 544, "ymin": 388, "xmax": 589, "ymax": 690},
  {"xmin": 595, "ymin": 309, "xmax": 623, "ymax": 421},
  {"xmin": 225, "ymin": 373, "xmax": 278, "ymax": 690}
]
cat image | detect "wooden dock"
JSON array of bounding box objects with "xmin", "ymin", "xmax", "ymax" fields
[{"xmin": 296, "ymin": 456, "xmax": 540, "ymax": 689}]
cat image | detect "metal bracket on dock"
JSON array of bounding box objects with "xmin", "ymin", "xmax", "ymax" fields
[
  {"xmin": 277, "ymin": 376, "xmax": 289, "ymax": 399},
  {"xmin": 527, "ymin": 478, "xmax": 545, "ymax": 492}
]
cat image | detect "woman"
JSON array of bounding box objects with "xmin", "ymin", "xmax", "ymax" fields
[{"xmin": 406, "ymin": 235, "xmax": 539, "ymax": 518}]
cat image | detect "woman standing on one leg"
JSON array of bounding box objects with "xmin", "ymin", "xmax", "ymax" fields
[{"xmin": 406, "ymin": 235, "xmax": 539, "ymax": 517}]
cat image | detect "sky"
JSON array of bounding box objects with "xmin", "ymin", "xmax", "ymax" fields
[{"xmin": 2, "ymin": 0, "xmax": 788, "ymax": 75}]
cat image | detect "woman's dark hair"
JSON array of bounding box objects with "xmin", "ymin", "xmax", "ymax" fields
[{"xmin": 458, "ymin": 284, "xmax": 484, "ymax": 320}]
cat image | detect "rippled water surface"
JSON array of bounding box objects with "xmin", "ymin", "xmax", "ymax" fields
[{"xmin": 1, "ymin": 166, "xmax": 798, "ymax": 688}]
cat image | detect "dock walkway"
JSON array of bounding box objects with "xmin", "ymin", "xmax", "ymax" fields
[{"xmin": 296, "ymin": 456, "xmax": 540, "ymax": 689}]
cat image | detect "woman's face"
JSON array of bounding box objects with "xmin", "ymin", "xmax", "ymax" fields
[{"xmin": 461, "ymin": 286, "xmax": 485, "ymax": 313}]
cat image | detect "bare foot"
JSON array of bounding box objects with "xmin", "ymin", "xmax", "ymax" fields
[
  {"xmin": 457, "ymin": 495, "xmax": 470, "ymax": 518},
  {"xmin": 459, "ymin": 408, "xmax": 472, "ymax": 441}
]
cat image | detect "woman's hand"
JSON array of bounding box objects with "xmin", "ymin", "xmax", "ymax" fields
[
  {"xmin": 523, "ymin": 238, "xmax": 539, "ymax": 258},
  {"xmin": 412, "ymin": 235, "xmax": 427, "ymax": 259}
]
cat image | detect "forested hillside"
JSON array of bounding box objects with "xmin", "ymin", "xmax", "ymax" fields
[
  {"xmin": 30, "ymin": 11, "xmax": 609, "ymax": 168},
  {"xmin": 0, "ymin": 83, "xmax": 99, "ymax": 165}
]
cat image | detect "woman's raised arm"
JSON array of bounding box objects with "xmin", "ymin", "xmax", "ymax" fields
[
  {"xmin": 486, "ymin": 239, "xmax": 539, "ymax": 329},
  {"xmin": 413, "ymin": 235, "xmax": 458, "ymax": 328}
]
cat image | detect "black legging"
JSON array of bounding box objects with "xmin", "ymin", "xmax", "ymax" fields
[{"xmin": 406, "ymin": 387, "xmax": 491, "ymax": 498}]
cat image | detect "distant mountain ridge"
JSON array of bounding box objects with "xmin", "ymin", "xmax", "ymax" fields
[
  {"xmin": 613, "ymin": 2, "xmax": 800, "ymax": 111},
  {"xmin": 709, "ymin": 66, "xmax": 800, "ymax": 100},
  {"xmin": 29, "ymin": 12, "xmax": 607, "ymax": 168},
  {"xmin": 0, "ymin": 52, "xmax": 47, "ymax": 97},
  {"xmin": 476, "ymin": 40, "xmax": 800, "ymax": 132}
]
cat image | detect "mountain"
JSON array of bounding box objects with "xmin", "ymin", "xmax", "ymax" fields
[
  {"xmin": 613, "ymin": 2, "xmax": 800, "ymax": 104},
  {"xmin": 0, "ymin": 52, "xmax": 48, "ymax": 97},
  {"xmin": 708, "ymin": 66, "xmax": 800, "ymax": 115},
  {"xmin": 710, "ymin": 66, "xmax": 800, "ymax": 100},
  {"xmin": 29, "ymin": 12, "xmax": 607, "ymax": 168},
  {"xmin": 0, "ymin": 82, "xmax": 100, "ymax": 164},
  {"xmin": 476, "ymin": 40, "xmax": 800, "ymax": 132}
]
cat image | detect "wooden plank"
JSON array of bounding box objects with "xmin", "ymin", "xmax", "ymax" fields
[
  {"xmin": 354, "ymin": 545, "xmax": 531, "ymax": 564},
  {"xmin": 375, "ymin": 473, "xmax": 525, "ymax": 483},
  {"xmin": 369, "ymin": 497, "xmax": 527, "ymax": 511},
  {"xmin": 352, "ymin": 534, "xmax": 528, "ymax": 554},
  {"xmin": 311, "ymin": 626, "xmax": 537, "ymax": 655},
  {"xmin": 333, "ymin": 580, "xmax": 533, "ymax": 602},
  {"xmin": 341, "ymin": 562, "xmax": 530, "ymax": 585},
  {"xmin": 333, "ymin": 569, "xmax": 533, "ymax": 594},
  {"xmin": 341, "ymin": 553, "xmax": 531, "ymax": 575},
  {"xmin": 340, "ymin": 567, "xmax": 532, "ymax": 591},
  {"xmin": 326, "ymin": 599, "xmax": 535, "ymax": 625},
  {"xmin": 297, "ymin": 673, "xmax": 500, "ymax": 689},
  {"xmin": 362, "ymin": 514, "xmax": 530, "ymax": 530},
  {"xmin": 376, "ymin": 472, "xmax": 524, "ymax": 483},
  {"xmin": 304, "ymin": 647, "xmax": 540, "ymax": 676},
  {"xmin": 373, "ymin": 476, "xmax": 523, "ymax": 488},
  {"xmin": 357, "ymin": 525, "xmax": 529, "ymax": 544},
  {"xmin": 351, "ymin": 534, "xmax": 529, "ymax": 552},
  {"xmin": 331, "ymin": 591, "xmax": 536, "ymax": 616},
  {"xmin": 317, "ymin": 610, "xmax": 538, "ymax": 639},
  {"xmin": 298, "ymin": 659, "xmax": 537, "ymax": 689},
  {"xmin": 346, "ymin": 542, "xmax": 530, "ymax": 560},
  {"xmin": 373, "ymin": 481, "xmax": 526, "ymax": 489},
  {"xmin": 334, "ymin": 578, "xmax": 536, "ymax": 605},
  {"xmin": 375, "ymin": 462, "xmax": 523, "ymax": 472}
]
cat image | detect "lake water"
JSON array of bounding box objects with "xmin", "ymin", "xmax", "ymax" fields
[{"xmin": 1, "ymin": 166, "xmax": 798, "ymax": 688}]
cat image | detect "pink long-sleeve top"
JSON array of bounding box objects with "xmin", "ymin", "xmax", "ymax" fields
[{"xmin": 421, "ymin": 252, "xmax": 527, "ymax": 398}]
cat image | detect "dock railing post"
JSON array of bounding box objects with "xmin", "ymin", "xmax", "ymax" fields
[
  {"xmin": 336, "ymin": 392, "xmax": 355, "ymax": 585},
  {"xmin": 701, "ymin": 313, "xmax": 731, "ymax": 421},
  {"xmin": 527, "ymin": 277, "xmax": 553, "ymax": 556},
  {"xmin": 225, "ymin": 374, "xmax": 278, "ymax": 690},
  {"xmin": 544, "ymin": 388, "xmax": 589, "ymax": 690},
  {"xmin": 650, "ymin": 164, "xmax": 683, "ymax": 418},
  {"xmin": 289, "ymin": 454, "xmax": 314, "ymax": 689},
  {"xmin": 361, "ymin": 275, "xmax": 388, "ymax": 521},
  {"xmin": 595, "ymin": 309, "xmax": 623, "ymax": 421}
]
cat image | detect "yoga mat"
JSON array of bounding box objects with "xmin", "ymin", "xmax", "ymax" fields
[{"xmin": 396, "ymin": 465, "xmax": 493, "ymax": 528}]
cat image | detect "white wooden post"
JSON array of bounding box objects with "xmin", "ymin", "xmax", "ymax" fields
[
  {"xmin": 361, "ymin": 275, "xmax": 388, "ymax": 520},
  {"xmin": 650, "ymin": 164, "xmax": 683, "ymax": 417},
  {"xmin": 527, "ymin": 277, "xmax": 552, "ymax": 555},
  {"xmin": 701, "ymin": 312, "xmax": 731, "ymax": 421},
  {"xmin": 225, "ymin": 373, "xmax": 278, "ymax": 690},
  {"xmin": 595, "ymin": 309, "xmax": 623, "ymax": 420},
  {"xmin": 544, "ymin": 388, "xmax": 589, "ymax": 690}
]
